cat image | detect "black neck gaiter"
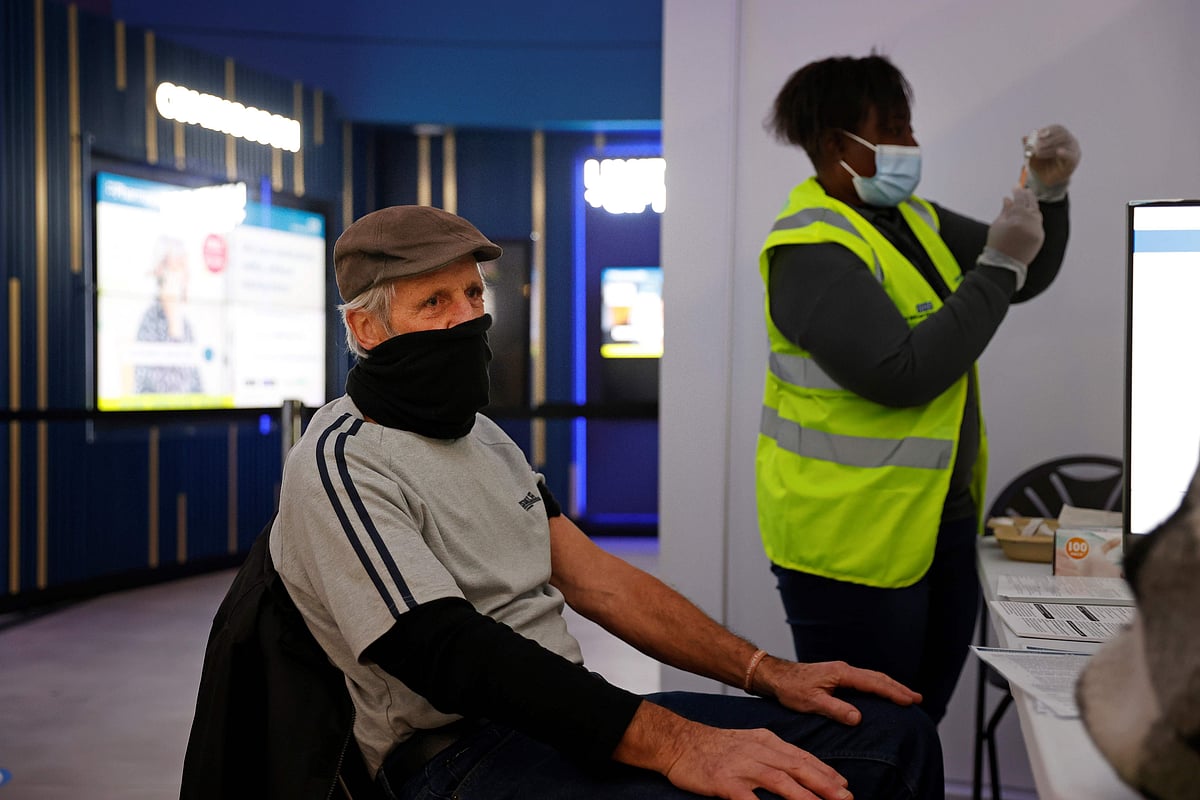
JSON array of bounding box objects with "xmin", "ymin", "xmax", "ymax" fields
[{"xmin": 346, "ymin": 314, "xmax": 493, "ymax": 439}]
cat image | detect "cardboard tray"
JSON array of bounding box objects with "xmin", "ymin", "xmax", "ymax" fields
[{"xmin": 987, "ymin": 516, "xmax": 1058, "ymax": 563}]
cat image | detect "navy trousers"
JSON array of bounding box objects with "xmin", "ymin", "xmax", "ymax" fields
[
  {"xmin": 379, "ymin": 690, "xmax": 943, "ymax": 800},
  {"xmin": 772, "ymin": 515, "xmax": 982, "ymax": 724}
]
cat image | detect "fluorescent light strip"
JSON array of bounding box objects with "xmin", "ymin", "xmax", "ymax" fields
[{"xmin": 155, "ymin": 81, "xmax": 301, "ymax": 153}]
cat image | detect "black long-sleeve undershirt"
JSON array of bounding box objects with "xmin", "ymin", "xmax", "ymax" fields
[
  {"xmin": 365, "ymin": 596, "xmax": 642, "ymax": 763},
  {"xmin": 767, "ymin": 197, "xmax": 1068, "ymax": 520},
  {"xmin": 767, "ymin": 199, "xmax": 1068, "ymax": 407}
]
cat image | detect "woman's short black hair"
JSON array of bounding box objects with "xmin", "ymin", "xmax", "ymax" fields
[{"xmin": 766, "ymin": 53, "xmax": 913, "ymax": 167}]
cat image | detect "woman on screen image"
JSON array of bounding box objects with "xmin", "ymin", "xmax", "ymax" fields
[{"xmin": 134, "ymin": 236, "xmax": 204, "ymax": 395}]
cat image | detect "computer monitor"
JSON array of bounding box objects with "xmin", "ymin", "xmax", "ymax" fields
[{"xmin": 1124, "ymin": 200, "xmax": 1200, "ymax": 549}]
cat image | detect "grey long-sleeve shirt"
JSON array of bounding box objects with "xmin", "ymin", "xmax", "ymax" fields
[{"xmin": 767, "ymin": 198, "xmax": 1069, "ymax": 520}]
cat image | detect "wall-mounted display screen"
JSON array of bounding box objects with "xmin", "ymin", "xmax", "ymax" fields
[
  {"xmin": 600, "ymin": 266, "xmax": 663, "ymax": 359},
  {"xmin": 93, "ymin": 168, "xmax": 329, "ymax": 411},
  {"xmin": 1125, "ymin": 200, "xmax": 1200, "ymax": 540}
]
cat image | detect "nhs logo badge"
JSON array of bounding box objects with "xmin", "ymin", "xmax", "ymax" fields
[{"xmin": 916, "ymin": 301, "xmax": 934, "ymax": 313}]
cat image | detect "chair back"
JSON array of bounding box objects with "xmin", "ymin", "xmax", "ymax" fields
[{"xmin": 988, "ymin": 454, "xmax": 1123, "ymax": 520}]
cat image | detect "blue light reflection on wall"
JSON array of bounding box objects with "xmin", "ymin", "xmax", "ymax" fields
[
  {"xmin": 572, "ymin": 139, "xmax": 661, "ymax": 524},
  {"xmin": 572, "ymin": 158, "xmax": 589, "ymax": 516}
]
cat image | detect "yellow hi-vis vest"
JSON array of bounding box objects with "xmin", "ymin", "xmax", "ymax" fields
[{"xmin": 756, "ymin": 177, "xmax": 988, "ymax": 588}]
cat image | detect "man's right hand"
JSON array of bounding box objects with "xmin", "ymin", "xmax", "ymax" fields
[
  {"xmin": 751, "ymin": 657, "xmax": 921, "ymax": 726},
  {"xmin": 612, "ymin": 701, "xmax": 853, "ymax": 800}
]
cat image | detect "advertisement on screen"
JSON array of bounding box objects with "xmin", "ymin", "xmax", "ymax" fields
[
  {"xmin": 600, "ymin": 266, "xmax": 663, "ymax": 359},
  {"xmin": 94, "ymin": 170, "xmax": 328, "ymax": 411}
]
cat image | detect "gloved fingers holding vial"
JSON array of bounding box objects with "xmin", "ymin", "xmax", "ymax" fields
[{"xmin": 1022, "ymin": 124, "xmax": 1081, "ymax": 195}]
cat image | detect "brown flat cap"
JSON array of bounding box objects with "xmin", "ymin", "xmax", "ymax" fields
[{"xmin": 333, "ymin": 205, "xmax": 503, "ymax": 301}]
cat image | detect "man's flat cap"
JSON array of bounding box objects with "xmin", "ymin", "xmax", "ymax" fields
[{"xmin": 333, "ymin": 205, "xmax": 502, "ymax": 301}]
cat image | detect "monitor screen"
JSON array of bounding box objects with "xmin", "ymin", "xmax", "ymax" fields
[
  {"xmin": 1125, "ymin": 200, "xmax": 1200, "ymax": 538},
  {"xmin": 93, "ymin": 167, "xmax": 329, "ymax": 411},
  {"xmin": 600, "ymin": 266, "xmax": 663, "ymax": 359}
]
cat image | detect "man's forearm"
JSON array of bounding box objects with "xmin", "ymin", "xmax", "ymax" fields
[
  {"xmin": 596, "ymin": 566, "xmax": 763, "ymax": 689},
  {"xmin": 549, "ymin": 516, "xmax": 764, "ymax": 690}
]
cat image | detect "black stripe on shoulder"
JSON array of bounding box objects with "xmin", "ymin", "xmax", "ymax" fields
[
  {"xmin": 332, "ymin": 422, "xmax": 419, "ymax": 611},
  {"xmin": 313, "ymin": 414, "xmax": 409, "ymax": 618}
]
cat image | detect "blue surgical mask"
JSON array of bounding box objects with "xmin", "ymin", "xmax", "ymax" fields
[{"xmin": 839, "ymin": 130, "xmax": 921, "ymax": 206}]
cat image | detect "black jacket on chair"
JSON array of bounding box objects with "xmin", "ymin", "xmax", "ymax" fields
[{"xmin": 179, "ymin": 520, "xmax": 371, "ymax": 800}]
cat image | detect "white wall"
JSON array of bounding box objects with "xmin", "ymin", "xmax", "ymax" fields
[{"xmin": 660, "ymin": 0, "xmax": 1200, "ymax": 793}]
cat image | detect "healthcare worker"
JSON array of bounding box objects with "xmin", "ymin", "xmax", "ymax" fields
[{"xmin": 755, "ymin": 53, "xmax": 1079, "ymax": 723}]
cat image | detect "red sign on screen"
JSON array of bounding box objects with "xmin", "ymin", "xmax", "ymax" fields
[{"xmin": 203, "ymin": 233, "xmax": 228, "ymax": 273}]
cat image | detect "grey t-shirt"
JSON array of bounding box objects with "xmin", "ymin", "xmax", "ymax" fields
[{"xmin": 269, "ymin": 394, "xmax": 584, "ymax": 775}]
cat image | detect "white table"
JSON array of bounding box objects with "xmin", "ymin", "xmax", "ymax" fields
[{"xmin": 976, "ymin": 537, "xmax": 1140, "ymax": 800}]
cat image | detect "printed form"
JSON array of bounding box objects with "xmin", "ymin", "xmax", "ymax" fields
[
  {"xmin": 989, "ymin": 600, "xmax": 1136, "ymax": 643},
  {"xmin": 972, "ymin": 646, "xmax": 1092, "ymax": 718},
  {"xmin": 995, "ymin": 575, "xmax": 1134, "ymax": 606}
]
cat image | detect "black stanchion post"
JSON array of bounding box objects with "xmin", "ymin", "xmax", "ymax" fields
[{"xmin": 280, "ymin": 399, "xmax": 304, "ymax": 464}]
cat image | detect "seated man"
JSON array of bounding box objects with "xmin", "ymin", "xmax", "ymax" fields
[{"xmin": 270, "ymin": 205, "xmax": 944, "ymax": 800}]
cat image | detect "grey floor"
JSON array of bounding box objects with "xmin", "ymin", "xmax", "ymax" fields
[{"xmin": 0, "ymin": 537, "xmax": 661, "ymax": 800}]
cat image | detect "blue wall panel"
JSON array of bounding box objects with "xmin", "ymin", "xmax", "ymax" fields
[
  {"xmin": 1, "ymin": 0, "xmax": 342, "ymax": 605},
  {"xmin": 47, "ymin": 424, "xmax": 151, "ymax": 585},
  {"xmin": 455, "ymin": 130, "xmax": 533, "ymax": 239},
  {"xmin": 235, "ymin": 419, "xmax": 283, "ymax": 549}
]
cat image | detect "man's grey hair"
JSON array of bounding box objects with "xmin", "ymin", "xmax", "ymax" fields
[
  {"xmin": 336, "ymin": 262, "xmax": 489, "ymax": 359},
  {"xmin": 337, "ymin": 279, "xmax": 398, "ymax": 359}
]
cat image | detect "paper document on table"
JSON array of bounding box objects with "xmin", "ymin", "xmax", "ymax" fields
[
  {"xmin": 990, "ymin": 600, "xmax": 1136, "ymax": 642},
  {"xmin": 972, "ymin": 646, "xmax": 1091, "ymax": 717},
  {"xmin": 995, "ymin": 574, "xmax": 1135, "ymax": 606}
]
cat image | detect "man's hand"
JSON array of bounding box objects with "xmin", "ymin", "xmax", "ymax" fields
[
  {"xmin": 666, "ymin": 724, "xmax": 852, "ymax": 800},
  {"xmin": 614, "ymin": 702, "xmax": 852, "ymax": 800},
  {"xmin": 753, "ymin": 658, "xmax": 922, "ymax": 726}
]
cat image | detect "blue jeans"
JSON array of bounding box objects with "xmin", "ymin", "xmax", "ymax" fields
[
  {"xmin": 378, "ymin": 691, "xmax": 943, "ymax": 799},
  {"xmin": 772, "ymin": 515, "xmax": 982, "ymax": 724}
]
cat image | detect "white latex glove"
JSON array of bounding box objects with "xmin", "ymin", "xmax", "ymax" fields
[{"xmin": 977, "ymin": 187, "xmax": 1045, "ymax": 290}]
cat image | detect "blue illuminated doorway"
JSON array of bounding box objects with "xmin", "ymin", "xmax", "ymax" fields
[{"xmin": 573, "ymin": 143, "xmax": 662, "ymax": 534}]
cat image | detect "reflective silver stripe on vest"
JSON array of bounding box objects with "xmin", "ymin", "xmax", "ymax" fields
[
  {"xmin": 760, "ymin": 406, "xmax": 953, "ymax": 470},
  {"xmin": 769, "ymin": 352, "xmax": 842, "ymax": 391},
  {"xmin": 901, "ymin": 199, "xmax": 936, "ymax": 231},
  {"xmin": 772, "ymin": 207, "xmax": 882, "ymax": 281}
]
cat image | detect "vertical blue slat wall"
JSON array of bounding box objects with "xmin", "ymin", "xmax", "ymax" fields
[
  {"xmin": 1, "ymin": 0, "xmax": 342, "ymax": 603},
  {"xmin": 2, "ymin": 0, "xmax": 660, "ymax": 605}
]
